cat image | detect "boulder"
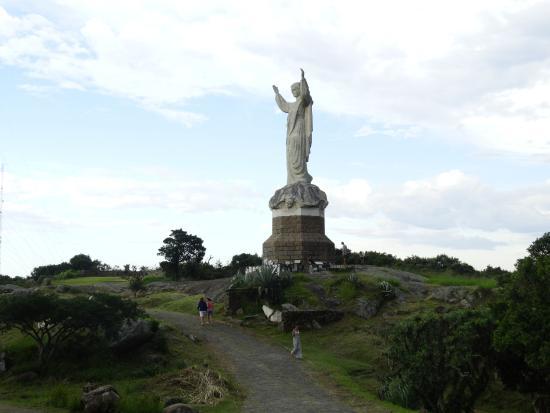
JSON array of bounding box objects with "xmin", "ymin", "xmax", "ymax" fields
[
  {"xmin": 262, "ymin": 305, "xmax": 282, "ymax": 323},
  {"xmin": 109, "ymin": 319, "xmax": 155, "ymax": 351},
  {"xmin": 81, "ymin": 384, "xmax": 120, "ymax": 413},
  {"xmin": 163, "ymin": 403, "xmax": 197, "ymax": 413},
  {"xmin": 280, "ymin": 309, "xmax": 344, "ymax": 332},
  {"xmin": 281, "ymin": 303, "xmax": 298, "ymax": 311},
  {"xmin": 354, "ymin": 297, "xmax": 384, "ymax": 320}
]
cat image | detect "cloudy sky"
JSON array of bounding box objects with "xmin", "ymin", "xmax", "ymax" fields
[{"xmin": 1, "ymin": 0, "xmax": 549, "ymax": 276}]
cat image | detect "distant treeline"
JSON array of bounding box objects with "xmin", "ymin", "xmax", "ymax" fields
[{"xmin": 335, "ymin": 249, "xmax": 510, "ymax": 277}]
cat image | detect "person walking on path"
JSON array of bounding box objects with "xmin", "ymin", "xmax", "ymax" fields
[
  {"xmin": 290, "ymin": 325, "xmax": 302, "ymax": 359},
  {"xmin": 206, "ymin": 297, "xmax": 214, "ymax": 324},
  {"xmin": 197, "ymin": 297, "xmax": 208, "ymax": 326}
]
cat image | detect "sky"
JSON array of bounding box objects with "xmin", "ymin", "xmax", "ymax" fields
[{"xmin": 0, "ymin": 0, "xmax": 549, "ymax": 276}]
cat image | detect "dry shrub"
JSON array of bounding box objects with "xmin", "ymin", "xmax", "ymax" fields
[{"xmin": 158, "ymin": 367, "xmax": 228, "ymax": 405}]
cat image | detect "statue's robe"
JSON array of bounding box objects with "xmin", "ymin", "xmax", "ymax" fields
[{"xmin": 275, "ymin": 78, "xmax": 313, "ymax": 185}]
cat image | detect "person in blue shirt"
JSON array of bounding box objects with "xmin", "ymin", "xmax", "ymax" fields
[{"xmin": 197, "ymin": 297, "xmax": 208, "ymax": 326}]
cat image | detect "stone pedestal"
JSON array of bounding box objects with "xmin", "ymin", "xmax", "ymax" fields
[{"xmin": 263, "ymin": 182, "xmax": 335, "ymax": 264}]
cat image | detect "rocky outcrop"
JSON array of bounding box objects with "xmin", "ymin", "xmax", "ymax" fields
[
  {"xmin": 109, "ymin": 319, "xmax": 156, "ymax": 351},
  {"xmin": 280, "ymin": 309, "xmax": 344, "ymax": 332},
  {"xmin": 354, "ymin": 297, "xmax": 384, "ymax": 320},
  {"xmin": 81, "ymin": 384, "xmax": 119, "ymax": 413}
]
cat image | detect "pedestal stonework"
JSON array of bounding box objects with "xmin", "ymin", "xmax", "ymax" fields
[{"xmin": 263, "ymin": 183, "xmax": 335, "ymax": 263}]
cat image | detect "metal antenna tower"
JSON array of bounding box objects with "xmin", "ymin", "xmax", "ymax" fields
[{"xmin": 0, "ymin": 164, "xmax": 4, "ymax": 275}]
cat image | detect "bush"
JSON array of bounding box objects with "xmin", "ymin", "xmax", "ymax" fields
[
  {"xmin": 381, "ymin": 309, "xmax": 495, "ymax": 412},
  {"xmin": 55, "ymin": 269, "xmax": 81, "ymax": 280}
]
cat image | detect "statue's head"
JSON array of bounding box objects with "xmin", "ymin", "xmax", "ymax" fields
[{"xmin": 291, "ymin": 82, "xmax": 300, "ymax": 97}]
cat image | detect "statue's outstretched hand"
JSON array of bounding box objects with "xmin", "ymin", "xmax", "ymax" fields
[
  {"xmin": 272, "ymin": 85, "xmax": 279, "ymax": 94},
  {"xmin": 300, "ymin": 68, "xmax": 305, "ymax": 79}
]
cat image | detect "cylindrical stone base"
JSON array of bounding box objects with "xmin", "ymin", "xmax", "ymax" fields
[{"xmin": 263, "ymin": 213, "xmax": 335, "ymax": 263}]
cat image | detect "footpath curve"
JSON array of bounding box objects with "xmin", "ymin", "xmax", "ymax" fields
[{"xmin": 151, "ymin": 310, "xmax": 356, "ymax": 413}]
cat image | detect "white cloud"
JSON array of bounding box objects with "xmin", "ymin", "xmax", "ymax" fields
[
  {"xmin": 320, "ymin": 170, "xmax": 550, "ymax": 259},
  {"xmin": 1, "ymin": 1, "xmax": 550, "ymax": 156}
]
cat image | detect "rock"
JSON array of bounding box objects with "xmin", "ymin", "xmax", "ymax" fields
[
  {"xmin": 81, "ymin": 384, "xmax": 120, "ymax": 413},
  {"xmin": 428, "ymin": 286, "xmax": 475, "ymax": 307},
  {"xmin": 187, "ymin": 334, "xmax": 200, "ymax": 343},
  {"xmin": 269, "ymin": 182, "xmax": 328, "ymax": 210},
  {"xmin": 311, "ymin": 320, "xmax": 322, "ymax": 329},
  {"xmin": 163, "ymin": 397, "xmax": 184, "ymax": 407},
  {"xmin": 280, "ymin": 309, "xmax": 344, "ymax": 332},
  {"xmin": 262, "ymin": 305, "xmax": 282, "ymax": 323},
  {"xmin": 109, "ymin": 319, "xmax": 155, "ymax": 351},
  {"xmin": 0, "ymin": 284, "xmax": 24, "ymax": 294},
  {"xmin": 13, "ymin": 371, "xmax": 38, "ymax": 383},
  {"xmin": 55, "ymin": 284, "xmax": 74, "ymax": 293},
  {"xmin": 163, "ymin": 403, "xmax": 197, "ymax": 413},
  {"xmin": 146, "ymin": 353, "xmax": 166, "ymax": 364},
  {"xmin": 281, "ymin": 303, "xmax": 298, "ymax": 311},
  {"xmin": 354, "ymin": 297, "xmax": 383, "ymax": 320},
  {"xmin": 236, "ymin": 308, "xmax": 244, "ymax": 316}
]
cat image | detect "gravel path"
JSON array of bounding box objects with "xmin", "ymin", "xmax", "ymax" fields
[{"xmin": 151, "ymin": 310, "xmax": 355, "ymax": 413}]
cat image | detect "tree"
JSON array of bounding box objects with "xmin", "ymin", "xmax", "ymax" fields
[
  {"xmin": 0, "ymin": 292, "xmax": 142, "ymax": 370},
  {"xmin": 493, "ymin": 233, "xmax": 550, "ymax": 411},
  {"xmin": 381, "ymin": 309, "xmax": 495, "ymax": 413},
  {"xmin": 69, "ymin": 254, "xmax": 94, "ymax": 271},
  {"xmin": 230, "ymin": 253, "xmax": 262, "ymax": 274},
  {"xmin": 527, "ymin": 232, "xmax": 550, "ymax": 259},
  {"xmin": 158, "ymin": 229, "xmax": 206, "ymax": 280}
]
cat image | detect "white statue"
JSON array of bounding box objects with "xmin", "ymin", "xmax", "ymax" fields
[{"xmin": 273, "ymin": 69, "xmax": 313, "ymax": 185}]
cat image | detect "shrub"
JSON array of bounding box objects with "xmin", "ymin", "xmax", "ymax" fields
[
  {"xmin": 381, "ymin": 308, "xmax": 495, "ymax": 412},
  {"xmin": 492, "ymin": 240, "xmax": 550, "ymax": 408},
  {"xmin": 229, "ymin": 265, "xmax": 292, "ymax": 305}
]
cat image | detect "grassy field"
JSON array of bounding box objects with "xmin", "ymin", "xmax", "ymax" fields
[{"xmin": 53, "ymin": 276, "xmax": 128, "ymax": 286}]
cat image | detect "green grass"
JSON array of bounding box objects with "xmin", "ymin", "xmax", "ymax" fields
[
  {"xmin": 136, "ymin": 292, "xmax": 204, "ymax": 315},
  {"xmin": 424, "ymin": 273, "xmax": 497, "ymax": 288},
  {"xmin": 53, "ymin": 276, "xmax": 128, "ymax": 286},
  {"xmin": 282, "ymin": 274, "xmax": 321, "ymax": 307}
]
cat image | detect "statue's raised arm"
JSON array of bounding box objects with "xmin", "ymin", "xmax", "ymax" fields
[{"xmin": 273, "ymin": 69, "xmax": 314, "ymax": 185}]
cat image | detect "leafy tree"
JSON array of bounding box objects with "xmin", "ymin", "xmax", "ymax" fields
[
  {"xmin": 230, "ymin": 253, "xmax": 262, "ymax": 274},
  {"xmin": 0, "ymin": 292, "xmax": 142, "ymax": 369},
  {"xmin": 31, "ymin": 262, "xmax": 72, "ymax": 280},
  {"xmin": 527, "ymin": 232, "xmax": 550, "ymax": 259},
  {"xmin": 381, "ymin": 309, "xmax": 495, "ymax": 413},
  {"xmin": 493, "ymin": 234, "xmax": 550, "ymax": 411},
  {"xmin": 158, "ymin": 229, "xmax": 206, "ymax": 280},
  {"xmin": 69, "ymin": 254, "xmax": 93, "ymax": 271}
]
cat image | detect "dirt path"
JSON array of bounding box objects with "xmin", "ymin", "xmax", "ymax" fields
[{"xmin": 151, "ymin": 310, "xmax": 356, "ymax": 413}]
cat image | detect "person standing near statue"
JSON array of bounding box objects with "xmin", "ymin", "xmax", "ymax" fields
[
  {"xmin": 290, "ymin": 325, "xmax": 303, "ymax": 359},
  {"xmin": 273, "ymin": 68, "xmax": 313, "ymax": 186},
  {"xmin": 197, "ymin": 297, "xmax": 208, "ymax": 326}
]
